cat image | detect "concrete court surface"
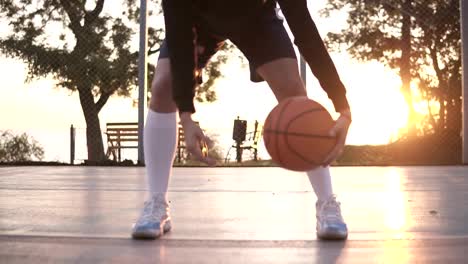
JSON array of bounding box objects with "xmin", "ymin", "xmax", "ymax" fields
[{"xmin": 1, "ymin": 166, "xmax": 468, "ymax": 263}]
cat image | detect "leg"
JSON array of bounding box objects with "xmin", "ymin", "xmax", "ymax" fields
[
  {"xmin": 134, "ymin": 29, "xmax": 224, "ymax": 239},
  {"xmin": 229, "ymin": 5, "xmax": 347, "ymax": 240},
  {"xmin": 256, "ymin": 58, "xmax": 307, "ymax": 102},
  {"xmin": 133, "ymin": 58, "xmax": 176, "ymax": 239},
  {"xmin": 257, "ymin": 59, "xmax": 347, "ymax": 240},
  {"xmin": 145, "ymin": 58, "xmax": 178, "ymax": 196},
  {"xmin": 149, "ymin": 58, "xmax": 178, "ymax": 113},
  {"xmin": 256, "ymin": 55, "xmax": 336, "ymax": 201},
  {"xmin": 144, "ymin": 27, "xmax": 223, "ymax": 194}
]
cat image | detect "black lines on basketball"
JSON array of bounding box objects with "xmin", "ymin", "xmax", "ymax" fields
[
  {"xmin": 285, "ymin": 107, "xmax": 334, "ymax": 166},
  {"xmin": 286, "ymin": 108, "xmax": 328, "ymax": 129},
  {"xmin": 274, "ymin": 98, "xmax": 293, "ymax": 168},
  {"xmin": 263, "ymin": 131, "xmax": 333, "ymax": 138}
]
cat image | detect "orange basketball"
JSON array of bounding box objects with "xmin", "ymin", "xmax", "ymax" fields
[{"xmin": 263, "ymin": 96, "xmax": 336, "ymax": 171}]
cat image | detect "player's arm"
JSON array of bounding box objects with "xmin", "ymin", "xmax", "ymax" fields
[
  {"xmin": 162, "ymin": 0, "xmax": 197, "ymax": 114},
  {"xmin": 162, "ymin": 1, "xmax": 216, "ymax": 166},
  {"xmin": 277, "ymin": 0, "xmax": 350, "ymax": 114}
]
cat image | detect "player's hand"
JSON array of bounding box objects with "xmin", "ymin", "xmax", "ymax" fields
[
  {"xmin": 322, "ymin": 109, "xmax": 352, "ymax": 166},
  {"xmin": 180, "ymin": 113, "xmax": 216, "ymax": 166}
]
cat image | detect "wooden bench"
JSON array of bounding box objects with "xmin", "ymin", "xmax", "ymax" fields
[
  {"xmin": 105, "ymin": 122, "xmax": 139, "ymax": 162},
  {"xmin": 105, "ymin": 122, "xmax": 187, "ymax": 163},
  {"xmin": 176, "ymin": 126, "xmax": 186, "ymax": 163}
]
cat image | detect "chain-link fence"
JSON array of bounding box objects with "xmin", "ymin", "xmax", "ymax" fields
[
  {"xmin": 0, "ymin": 1, "xmax": 162, "ymax": 165},
  {"xmin": 0, "ymin": 0, "xmax": 464, "ymax": 166},
  {"xmin": 319, "ymin": 0, "xmax": 462, "ymax": 165}
]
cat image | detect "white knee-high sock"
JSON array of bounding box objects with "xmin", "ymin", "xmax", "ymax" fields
[
  {"xmin": 144, "ymin": 110, "xmax": 178, "ymax": 197},
  {"xmin": 307, "ymin": 166, "xmax": 334, "ymax": 201}
]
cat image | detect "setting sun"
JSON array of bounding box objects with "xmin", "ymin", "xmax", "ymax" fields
[{"xmin": 337, "ymin": 60, "xmax": 409, "ymax": 145}]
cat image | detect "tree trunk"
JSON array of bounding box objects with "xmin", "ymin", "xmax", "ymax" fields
[
  {"xmin": 447, "ymin": 62, "xmax": 462, "ymax": 133},
  {"xmin": 400, "ymin": 0, "xmax": 416, "ymax": 136},
  {"xmin": 78, "ymin": 88, "xmax": 106, "ymax": 162},
  {"xmin": 447, "ymin": 98, "xmax": 458, "ymax": 132},
  {"xmin": 439, "ymin": 97, "xmax": 446, "ymax": 132}
]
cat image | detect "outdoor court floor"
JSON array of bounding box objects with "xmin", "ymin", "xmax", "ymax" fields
[{"xmin": 1, "ymin": 166, "xmax": 468, "ymax": 263}]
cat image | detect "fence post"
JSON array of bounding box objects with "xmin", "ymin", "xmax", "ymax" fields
[
  {"xmin": 138, "ymin": 0, "xmax": 148, "ymax": 165},
  {"xmin": 70, "ymin": 125, "xmax": 76, "ymax": 165},
  {"xmin": 300, "ymin": 56, "xmax": 307, "ymax": 86},
  {"xmin": 462, "ymin": 0, "xmax": 468, "ymax": 164}
]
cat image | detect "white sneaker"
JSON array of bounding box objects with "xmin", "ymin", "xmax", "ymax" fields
[
  {"xmin": 132, "ymin": 193, "xmax": 172, "ymax": 239},
  {"xmin": 316, "ymin": 195, "xmax": 348, "ymax": 240}
]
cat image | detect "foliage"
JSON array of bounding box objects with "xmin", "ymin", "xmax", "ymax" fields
[
  {"xmin": 195, "ymin": 42, "xmax": 239, "ymax": 103},
  {"xmin": 0, "ymin": 131, "xmax": 44, "ymax": 162},
  {"xmin": 0, "ymin": 0, "xmax": 234, "ymax": 161},
  {"xmin": 336, "ymin": 132, "xmax": 461, "ymax": 165},
  {"xmin": 321, "ymin": 0, "xmax": 461, "ymax": 136}
]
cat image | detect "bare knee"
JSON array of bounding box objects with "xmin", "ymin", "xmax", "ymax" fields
[
  {"xmin": 273, "ymin": 76, "xmax": 306, "ymax": 102},
  {"xmin": 256, "ymin": 58, "xmax": 307, "ymax": 102},
  {"xmin": 151, "ymin": 73, "xmax": 172, "ymax": 102},
  {"xmin": 149, "ymin": 59, "xmax": 177, "ymax": 112}
]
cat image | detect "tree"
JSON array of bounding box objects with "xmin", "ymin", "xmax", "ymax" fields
[
  {"xmin": 0, "ymin": 131, "xmax": 44, "ymax": 162},
  {"xmin": 0, "ymin": 0, "xmax": 232, "ymax": 162},
  {"xmin": 321, "ymin": 0, "xmax": 460, "ymax": 137},
  {"xmin": 411, "ymin": 1, "xmax": 461, "ymax": 135}
]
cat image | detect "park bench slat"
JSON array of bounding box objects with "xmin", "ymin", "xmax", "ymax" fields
[{"xmin": 105, "ymin": 122, "xmax": 186, "ymax": 162}]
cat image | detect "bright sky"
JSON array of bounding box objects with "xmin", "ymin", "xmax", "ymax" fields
[{"xmin": 0, "ymin": 1, "xmax": 410, "ymax": 162}]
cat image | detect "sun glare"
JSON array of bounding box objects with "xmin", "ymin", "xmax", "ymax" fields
[
  {"xmin": 383, "ymin": 169, "xmax": 407, "ymax": 234},
  {"xmin": 342, "ymin": 61, "xmax": 409, "ymax": 145}
]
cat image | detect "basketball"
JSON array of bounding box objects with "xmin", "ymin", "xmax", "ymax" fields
[{"xmin": 263, "ymin": 96, "xmax": 336, "ymax": 171}]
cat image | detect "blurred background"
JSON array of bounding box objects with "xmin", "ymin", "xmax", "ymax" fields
[{"xmin": 0, "ymin": 0, "xmax": 462, "ymax": 166}]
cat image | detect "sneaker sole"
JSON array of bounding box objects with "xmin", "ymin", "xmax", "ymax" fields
[
  {"xmin": 132, "ymin": 220, "xmax": 172, "ymax": 240},
  {"xmin": 317, "ymin": 231, "xmax": 348, "ymax": 240}
]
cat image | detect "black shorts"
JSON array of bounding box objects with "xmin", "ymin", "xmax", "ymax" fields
[{"xmin": 158, "ymin": 3, "xmax": 296, "ymax": 83}]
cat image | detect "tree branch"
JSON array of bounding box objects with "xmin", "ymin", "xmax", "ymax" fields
[
  {"xmin": 96, "ymin": 92, "xmax": 111, "ymax": 113},
  {"xmin": 429, "ymin": 42, "xmax": 446, "ymax": 89},
  {"xmin": 59, "ymin": 0, "xmax": 82, "ymax": 33},
  {"xmin": 85, "ymin": 0, "xmax": 105, "ymax": 24}
]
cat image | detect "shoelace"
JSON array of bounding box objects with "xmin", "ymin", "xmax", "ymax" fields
[
  {"xmin": 320, "ymin": 197, "xmax": 343, "ymax": 222},
  {"xmin": 138, "ymin": 198, "xmax": 167, "ymax": 224}
]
